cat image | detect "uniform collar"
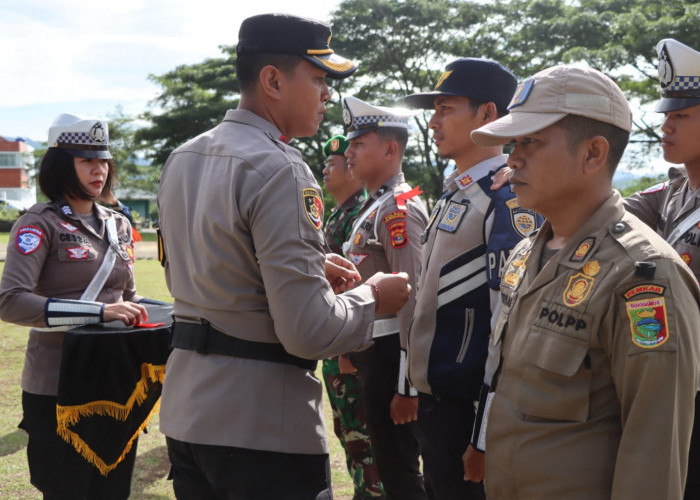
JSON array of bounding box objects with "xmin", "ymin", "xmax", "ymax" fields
[
  {"xmin": 223, "ymin": 109, "xmax": 294, "ymax": 149},
  {"xmin": 372, "ymin": 172, "xmax": 405, "ymax": 199},
  {"xmin": 443, "ymin": 154, "xmax": 508, "ymax": 192},
  {"xmin": 533, "ymin": 191, "xmax": 625, "ymax": 274}
]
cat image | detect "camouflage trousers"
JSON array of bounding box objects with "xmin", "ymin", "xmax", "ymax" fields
[{"xmin": 322, "ymin": 358, "xmax": 385, "ymax": 499}]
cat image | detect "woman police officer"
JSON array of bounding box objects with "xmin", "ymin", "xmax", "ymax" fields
[{"xmin": 0, "ymin": 113, "xmax": 148, "ymax": 499}]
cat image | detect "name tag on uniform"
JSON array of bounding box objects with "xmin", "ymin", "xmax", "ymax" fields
[{"xmin": 437, "ymin": 200, "xmax": 468, "ymax": 233}]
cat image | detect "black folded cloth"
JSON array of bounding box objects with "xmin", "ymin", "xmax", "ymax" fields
[{"xmin": 56, "ymin": 303, "xmax": 172, "ymax": 475}]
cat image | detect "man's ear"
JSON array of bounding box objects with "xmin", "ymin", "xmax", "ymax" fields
[
  {"xmin": 385, "ymin": 139, "xmax": 399, "ymax": 160},
  {"xmin": 582, "ymin": 135, "xmax": 610, "ymax": 175},
  {"xmin": 259, "ymin": 65, "xmax": 284, "ymax": 101},
  {"xmin": 482, "ymin": 102, "xmax": 499, "ymax": 124}
]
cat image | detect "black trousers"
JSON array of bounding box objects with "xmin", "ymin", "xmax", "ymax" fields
[
  {"xmin": 166, "ymin": 436, "xmax": 332, "ymax": 500},
  {"xmin": 418, "ymin": 393, "xmax": 485, "ymax": 500},
  {"xmin": 685, "ymin": 392, "xmax": 700, "ymax": 499},
  {"xmin": 19, "ymin": 391, "xmax": 137, "ymax": 500},
  {"xmin": 350, "ymin": 335, "xmax": 427, "ymax": 500}
]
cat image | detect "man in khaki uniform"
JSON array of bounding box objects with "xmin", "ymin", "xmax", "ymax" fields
[
  {"xmin": 469, "ymin": 65, "xmax": 700, "ymax": 498},
  {"xmin": 157, "ymin": 14, "xmax": 411, "ymax": 499},
  {"xmin": 342, "ymin": 95, "xmax": 429, "ymax": 500},
  {"xmin": 624, "ymin": 38, "xmax": 700, "ymax": 499}
]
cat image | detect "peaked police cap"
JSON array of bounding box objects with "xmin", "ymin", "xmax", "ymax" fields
[
  {"xmin": 404, "ymin": 58, "xmax": 517, "ymax": 115},
  {"xmin": 237, "ymin": 13, "xmax": 358, "ymax": 79}
]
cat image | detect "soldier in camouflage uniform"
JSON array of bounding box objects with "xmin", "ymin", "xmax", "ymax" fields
[{"xmin": 321, "ymin": 135, "xmax": 384, "ymax": 499}]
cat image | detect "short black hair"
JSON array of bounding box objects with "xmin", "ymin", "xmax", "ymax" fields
[
  {"xmin": 554, "ymin": 115, "xmax": 630, "ymax": 176},
  {"xmin": 39, "ymin": 147, "xmax": 117, "ymax": 202},
  {"xmin": 376, "ymin": 127, "xmax": 409, "ymax": 157},
  {"xmin": 236, "ymin": 53, "xmax": 305, "ymax": 93}
]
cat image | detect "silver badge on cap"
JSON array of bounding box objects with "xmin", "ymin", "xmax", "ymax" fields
[
  {"xmin": 658, "ymin": 43, "xmax": 674, "ymax": 89},
  {"xmin": 342, "ymin": 105, "xmax": 352, "ymax": 127},
  {"xmin": 89, "ymin": 122, "xmax": 107, "ymax": 143}
]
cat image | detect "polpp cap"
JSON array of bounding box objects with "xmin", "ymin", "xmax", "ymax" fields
[
  {"xmin": 655, "ymin": 38, "xmax": 700, "ymax": 112},
  {"xmin": 342, "ymin": 96, "xmax": 419, "ymax": 140},
  {"xmin": 237, "ymin": 13, "xmax": 357, "ymax": 79},
  {"xmin": 404, "ymin": 58, "xmax": 517, "ymax": 115},
  {"xmin": 323, "ymin": 135, "xmax": 349, "ymax": 157},
  {"xmin": 471, "ymin": 65, "xmax": 632, "ymax": 147},
  {"xmin": 47, "ymin": 113, "xmax": 111, "ymax": 159}
]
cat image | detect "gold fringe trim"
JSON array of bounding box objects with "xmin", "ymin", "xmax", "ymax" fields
[{"xmin": 56, "ymin": 362, "xmax": 166, "ymax": 476}]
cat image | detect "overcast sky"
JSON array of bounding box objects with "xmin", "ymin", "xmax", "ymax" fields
[{"xmin": 0, "ymin": 0, "xmax": 340, "ymax": 142}]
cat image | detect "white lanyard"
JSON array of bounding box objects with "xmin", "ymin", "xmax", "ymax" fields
[{"xmin": 81, "ymin": 215, "xmax": 119, "ymax": 301}]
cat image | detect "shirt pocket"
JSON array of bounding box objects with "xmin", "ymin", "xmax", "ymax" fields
[{"xmin": 517, "ymin": 327, "xmax": 592, "ymax": 422}]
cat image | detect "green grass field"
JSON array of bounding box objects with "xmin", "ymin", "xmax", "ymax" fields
[{"xmin": 0, "ymin": 260, "xmax": 354, "ymax": 499}]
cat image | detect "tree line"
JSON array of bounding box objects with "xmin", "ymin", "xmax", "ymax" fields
[{"xmin": 67, "ymin": 0, "xmax": 700, "ymax": 211}]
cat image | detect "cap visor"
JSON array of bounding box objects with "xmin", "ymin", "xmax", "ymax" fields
[
  {"xmin": 305, "ymin": 53, "xmax": 358, "ymax": 79},
  {"xmin": 347, "ymin": 128, "xmax": 376, "ymax": 140},
  {"xmin": 471, "ymin": 112, "xmax": 566, "ymax": 147},
  {"xmin": 654, "ymin": 97, "xmax": 700, "ymax": 113},
  {"xmin": 62, "ymin": 148, "xmax": 112, "ymax": 160}
]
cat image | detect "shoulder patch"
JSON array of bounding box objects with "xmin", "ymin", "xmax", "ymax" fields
[
  {"xmin": 383, "ymin": 211, "xmax": 406, "ymax": 225},
  {"xmin": 640, "ymin": 182, "xmax": 667, "ymax": 195},
  {"xmin": 302, "ymin": 188, "xmax": 324, "ymax": 230},
  {"xmin": 627, "ymin": 297, "xmax": 669, "ymax": 348},
  {"xmin": 15, "ymin": 226, "xmax": 44, "ymax": 255},
  {"xmin": 387, "ymin": 220, "xmax": 408, "ymax": 248},
  {"xmin": 505, "ymin": 198, "xmax": 537, "ymax": 238}
]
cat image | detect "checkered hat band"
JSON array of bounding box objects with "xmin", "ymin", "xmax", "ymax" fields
[
  {"xmin": 669, "ymin": 76, "xmax": 700, "ymax": 91},
  {"xmin": 352, "ymin": 115, "xmax": 408, "ymax": 128},
  {"xmin": 56, "ymin": 132, "xmax": 105, "ymax": 146}
]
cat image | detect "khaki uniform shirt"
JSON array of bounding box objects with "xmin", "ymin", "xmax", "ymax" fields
[
  {"xmin": 157, "ymin": 109, "xmax": 375, "ymax": 454},
  {"xmin": 408, "ymin": 155, "xmax": 541, "ymax": 398},
  {"xmin": 624, "ymin": 166, "xmax": 700, "ymax": 281},
  {"xmin": 344, "ymin": 173, "xmax": 428, "ymax": 393},
  {"xmin": 0, "ymin": 201, "xmax": 137, "ymax": 395},
  {"xmin": 485, "ymin": 192, "xmax": 700, "ymax": 499}
]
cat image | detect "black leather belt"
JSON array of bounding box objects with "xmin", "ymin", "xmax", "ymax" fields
[{"xmin": 171, "ymin": 321, "xmax": 317, "ymax": 371}]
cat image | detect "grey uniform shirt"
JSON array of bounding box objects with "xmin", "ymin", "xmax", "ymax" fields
[
  {"xmin": 157, "ymin": 109, "xmax": 376, "ymax": 454},
  {"xmin": 624, "ymin": 166, "xmax": 700, "ymax": 281}
]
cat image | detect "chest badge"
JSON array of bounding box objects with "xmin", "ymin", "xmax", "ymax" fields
[
  {"xmin": 348, "ymin": 252, "xmax": 368, "ymax": 266},
  {"xmin": 502, "ymin": 251, "xmax": 530, "ymax": 290},
  {"xmin": 437, "ymin": 201, "xmax": 468, "ymax": 233},
  {"xmin": 67, "ymin": 247, "xmax": 90, "ymax": 260},
  {"xmin": 59, "ymin": 221, "xmax": 78, "ymax": 233}
]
